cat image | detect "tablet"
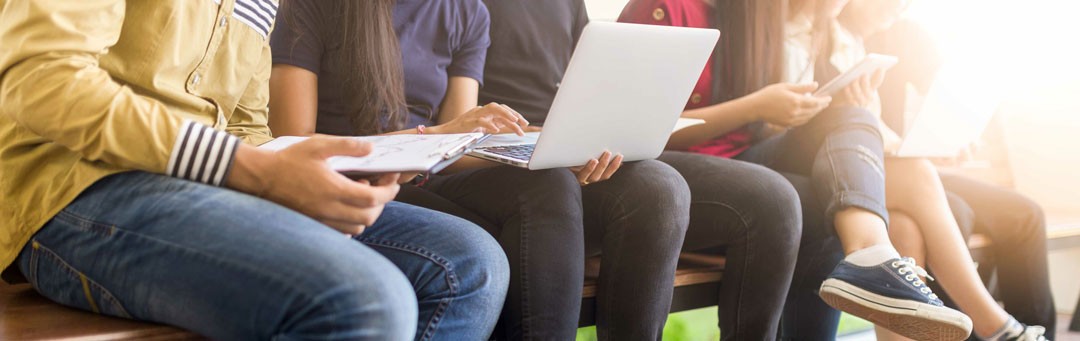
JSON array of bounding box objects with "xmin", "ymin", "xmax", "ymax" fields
[{"xmin": 813, "ymin": 53, "xmax": 899, "ymax": 97}]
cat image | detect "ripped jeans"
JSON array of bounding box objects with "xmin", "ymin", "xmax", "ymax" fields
[
  {"xmin": 735, "ymin": 106, "xmax": 889, "ymax": 226},
  {"xmin": 734, "ymin": 106, "xmax": 888, "ymax": 340}
]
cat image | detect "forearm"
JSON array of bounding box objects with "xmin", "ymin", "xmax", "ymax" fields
[{"xmin": 667, "ymin": 96, "xmax": 760, "ymax": 150}]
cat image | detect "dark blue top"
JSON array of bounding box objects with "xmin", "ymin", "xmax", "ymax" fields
[{"xmin": 270, "ymin": 0, "xmax": 491, "ymax": 135}]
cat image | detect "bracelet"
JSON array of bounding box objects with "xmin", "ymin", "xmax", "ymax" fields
[{"xmin": 416, "ymin": 125, "xmax": 426, "ymax": 135}]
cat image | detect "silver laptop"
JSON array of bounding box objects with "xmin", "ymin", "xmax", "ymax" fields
[
  {"xmin": 894, "ymin": 63, "xmax": 1002, "ymax": 158},
  {"xmin": 469, "ymin": 21, "xmax": 719, "ymax": 170}
]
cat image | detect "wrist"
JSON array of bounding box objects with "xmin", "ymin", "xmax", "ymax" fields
[
  {"xmin": 226, "ymin": 144, "xmax": 274, "ymax": 196},
  {"xmin": 425, "ymin": 124, "xmax": 447, "ymax": 135}
]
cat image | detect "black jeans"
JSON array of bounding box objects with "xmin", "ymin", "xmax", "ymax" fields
[
  {"xmin": 659, "ymin": 151, "xmax": 802, "ymax": 341},
  {"xmin": 397, "ymin": 160, "xmax": 690, "ymax": 340},
  {"xmin": 933, "ymin": 172, "xmax": 1057, "ymax": 339}
]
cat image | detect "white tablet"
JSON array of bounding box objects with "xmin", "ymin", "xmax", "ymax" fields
[{"xmin": 813, "ymin": 53, "xmax": 899, "ymax": 97}]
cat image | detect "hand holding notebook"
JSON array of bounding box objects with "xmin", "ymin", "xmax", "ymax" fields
[{"xmin": 260, "ymin": 133, "xmax": 487, "ymax": 177}]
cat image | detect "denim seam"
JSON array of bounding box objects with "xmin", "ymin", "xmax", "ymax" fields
[
  {"xmin": 357, "ymin": 237, "xmax": 458, "ymax": 341},
  {"xmin": 516, "ymin": 189, "xmax": 533, "ymax": 339},
  {"xmin": 598, "ymin": 191, "xmax": 627, "ymax": 339},
  {"xmin": 692, "ymin": 199, "xmax": 753, "ymax": 338},
  {"xmin": 31, "ymin": 239, "xmax": 133, "ymax": 318},
  {"xmin": 54, "ymin": 210, "xmax": 117, "ymax": 237}
]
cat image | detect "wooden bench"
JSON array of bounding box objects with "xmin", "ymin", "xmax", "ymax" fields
[{"xmin": 6, "ymin": 118, "xmax": 1079, "ymax": 338}]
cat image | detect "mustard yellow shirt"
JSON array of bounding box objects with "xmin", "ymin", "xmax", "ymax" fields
[{"xmin": 0, "ymin": 0, "xmax": 277, "ymax": 271}]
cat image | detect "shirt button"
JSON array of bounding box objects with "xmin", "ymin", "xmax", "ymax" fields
[
  {"xmin": 192, "ymin": 73, "xmax": 202, "ymax": 86},
  {"xmin": 690, "ymin": 93, "xmax": 703, "ymax": 104},
  {"xmin": 652, "ymin": 8, "xmax": 666, "ymax": 21},
  {"xmin": 219, "ymin": 16, "xmax": 228, "ymax": 27}
]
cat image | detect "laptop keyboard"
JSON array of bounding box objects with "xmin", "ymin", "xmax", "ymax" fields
[{"xmin": 478, "ymin": 144, "xmax": 535, "ymax": 161}]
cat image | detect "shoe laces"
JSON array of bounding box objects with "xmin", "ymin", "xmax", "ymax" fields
[
  {"xmin": 1012, "ymin": 325, "xmax": 1047, "ymax": 341},
  {"xmin": 890, "ymin": 257, "xmax": 938, "ymax": 300}
]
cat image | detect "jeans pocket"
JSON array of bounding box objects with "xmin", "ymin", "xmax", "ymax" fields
[{"xmin": 28, "ymin": 240, "xmax": 132, "ymax": 319}]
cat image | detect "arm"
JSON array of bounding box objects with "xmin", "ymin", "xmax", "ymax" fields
[
  {"xmin": 268, "ymin": 64, "xmax": 319, "ymax": 137},
  {"xmin": 437, "ymin": 76, "xmax": 481, "ymax": 124},
  {"xmin": 668, "ymin": 83, "xmax": 832, "ymax": 150},
  {"xmin": 230, "ymin": 43, "xmax": 277, "ymax": 145},
  {"xmin": 0, "ymin": 0, "xmax": 229, "ymax": 184}
]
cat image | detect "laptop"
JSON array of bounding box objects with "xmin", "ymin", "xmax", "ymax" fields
[
  {"xmin": 893, "ymin": 63, "xmax": 1002, "ymax": 158},
  {"xmin": 468, "ymin": 21, "xmax": 719, "ymax": 170}
]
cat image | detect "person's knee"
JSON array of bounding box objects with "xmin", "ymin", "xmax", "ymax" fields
[
  {"xmin": 450, "ymin": 218, "xmax": 511, "ymax": 299},
  {"xmin": 817, "ymin": 106, "xmax": 880, "ymax": 130},
  {"xmin": 607, "ymin": 160, "xmax": 691, "ymax": 240},
  {"xmin": 286, "ymin": 250, "xmax": 419, "ymax": 340}
]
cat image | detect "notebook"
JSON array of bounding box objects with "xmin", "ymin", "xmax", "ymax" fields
[{"xmin": 260, "ymin": 133, "xmax": 487, "ymax": 176}]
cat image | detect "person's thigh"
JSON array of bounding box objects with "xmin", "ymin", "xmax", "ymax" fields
[
  {"xmin": 356, "ymin": 201, "xmax": 510, "ymax": 341},
  {"xmin": 579, "ymin": 159, "xmax": 690, "ymax": 339},
  {"xmin": 418, "ymin": 165, "xmax": 585, "ymax": 340},
  {"xmin": 659, "ymin": 151, "xmax": 802, "ymax": 340},
  {"xmin": 395, "ymin": 184, "xmax": 498, "ymax": 233},
  {"xmin": 17, "ymin": 172, "xmax": 418, "ymax": 341}
]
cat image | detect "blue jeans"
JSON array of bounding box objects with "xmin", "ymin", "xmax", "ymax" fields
[
  {"xmin": 734, "ymin": 107, "xmax": 887, "ymax": 339},
  {"xmin": 14, "ymin": 172, "xmax": 509, "ymax": 341},
  {"xmin": 735, "ymin": 107, "xmax": 888, "ymax": 225}
]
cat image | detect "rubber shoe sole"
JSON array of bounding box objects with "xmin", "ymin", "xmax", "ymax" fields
[{"xmin": 820, "ymin": 278, "xmax": 973, "ymax": 341}]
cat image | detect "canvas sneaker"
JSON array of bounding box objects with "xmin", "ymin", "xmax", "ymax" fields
[
  {"xmin": 820, "ymin": 257, "xmax": 973, "ymax": 341},
  {"xmin": 1005, "ymin": 324, "xmax": 1047, "ymax": 341}
]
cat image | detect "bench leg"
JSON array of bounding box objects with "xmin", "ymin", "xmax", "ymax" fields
[{"xmin": 1072, "ymin": 290, "xmax": 1080, "ymax": 332}]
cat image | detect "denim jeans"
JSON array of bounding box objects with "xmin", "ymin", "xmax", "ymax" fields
[
  {"xmin": 658, "ymin": 151, "xmax": 802, "ymax": 341},
  {"xmin": 732, "ymin": 107, "xmax": 888, "ymax": 340},
  {"xmin": 776, "ymin": 174, "xmax": 845, "ymax": 340},
  {"xmin": 15, "ymin": 171, "xmax": 509, "ymax": 341},
  {"xmin": 735, "ymin": 107, "xmax": 889, "ymax": 225},
  {"xmin": 398, "ymin": 160, "xmax": 690, "ymax": 341}
]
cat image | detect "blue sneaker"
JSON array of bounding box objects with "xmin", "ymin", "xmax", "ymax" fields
[{"xmin": 819, "ymin": 257, "xmax": 973, "ymax": 341}]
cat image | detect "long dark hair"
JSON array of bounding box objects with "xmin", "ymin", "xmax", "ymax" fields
[
  {"xmin": 711, "ymin": 0, "xmax": 786, "ymax": 102},
  {"xmin": 282, "ymin": 0, "xmax": 406, "ymax": 135}
]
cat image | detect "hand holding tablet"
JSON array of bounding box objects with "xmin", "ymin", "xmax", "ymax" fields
[{"xmin": 813, "ymin": 53, "xmax": 899, "ymax": 97}]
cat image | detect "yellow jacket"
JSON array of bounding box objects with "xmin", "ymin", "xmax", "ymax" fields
[{"xmin": 0, "ymin": 0, "xmax": 276, "ymax": 271}]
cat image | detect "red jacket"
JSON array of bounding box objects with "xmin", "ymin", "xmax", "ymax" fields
[{"xmin": 619, "ymin": 0, "xmax": 752, "ymax": 158}]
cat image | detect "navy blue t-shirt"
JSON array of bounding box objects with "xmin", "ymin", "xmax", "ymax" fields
[{"xmin": 270, "ymin": 0, "xmax": 491, "ymax": 135}]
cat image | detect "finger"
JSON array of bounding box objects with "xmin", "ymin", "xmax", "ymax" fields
[
  {"xmin": 315, "ymin": 202, "xmax": 382, "ymax": 228},
  {"xmin": 483, "ymin": 103, "xmax": 524, "ymax": 126},
  {"xmin": 589, "ymin": 151, "xmax": 613, "ymax": 183},
  {"xmin": 787, "ymin": 82, "xmax": 819, "ymax": 94},
  {"xmin": 500, "ymin": 104, "xmax": 530, "ymax": 126},
  {"xmin": 575, "ymin": 159, "xmax": 599, "ymax": 184},
  {"xmin": 871, "ymin": 69, "xmax": 887, "ymax": 89},
  {"xmin": 799, "ymin": 95, "xmax": 831, "ymax": 109},
  {"xmin": 300, "ymin": 137, "xmax": 373, "ymax": 159},
  {"xmin": 492, "ymin": 117, "xmax": 525, "ymax": 136},
  {"xmin": 321, "ymin": 220, "xmax": 367, "ymax": 236},
  {"xmin": 599, "ymin": 154, "xmax": 624, "ymax": 181},
  {"xmin": 372, "ymin": 173, "xmax": 401, "ymax": 187},
  {"xmin": 339, "ymin": 181, "xmax": 401, "ymax": 208}
]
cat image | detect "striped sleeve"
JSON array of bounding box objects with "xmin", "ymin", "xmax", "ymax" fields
[{"xmin": 165, "ymin": 120, "xmax": 241, "ymax": 186}]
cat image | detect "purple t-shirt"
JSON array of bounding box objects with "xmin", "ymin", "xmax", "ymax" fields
[{"xmin": 270, "ymin": 0, "xmax": 491, "ymax": 135}]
